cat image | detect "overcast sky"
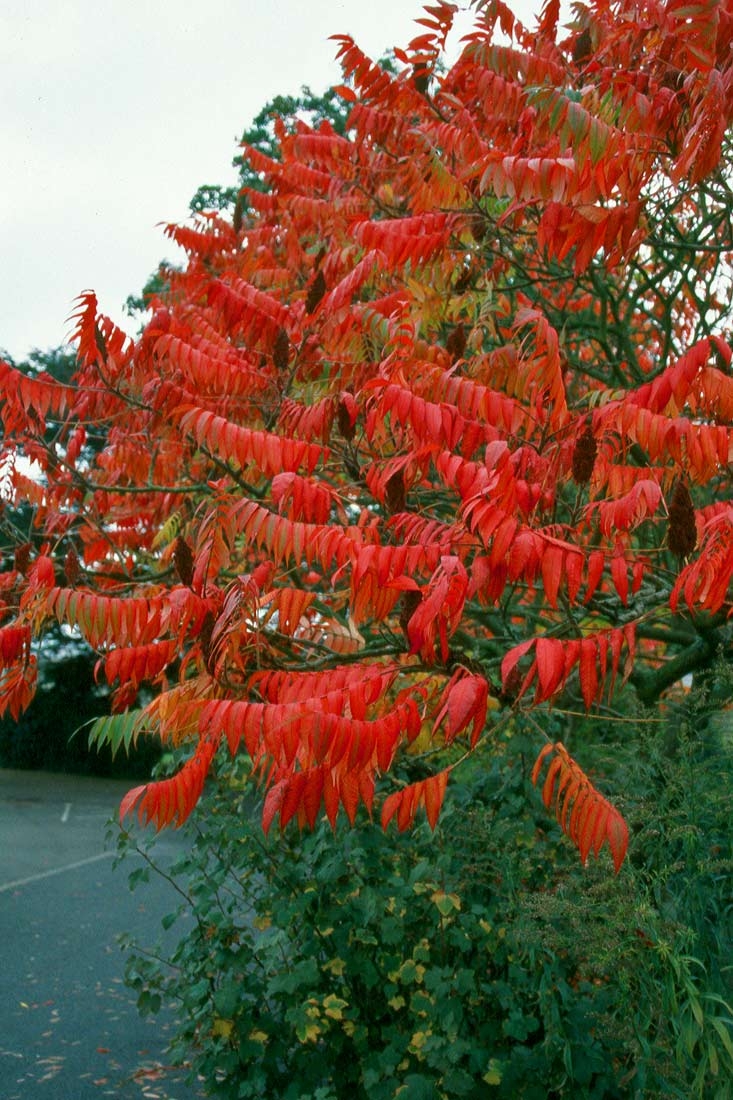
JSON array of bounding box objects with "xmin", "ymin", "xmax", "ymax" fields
[{"xmin": 2, "ymin": 0, "xmax": 538, "ymax": 362}]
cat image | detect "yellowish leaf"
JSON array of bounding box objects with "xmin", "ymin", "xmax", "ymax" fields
[
  {"xmin": 212, "ymin": 1017, "xmax": 233, "ymax": 1039},
  {"xmin": 431, "ymin": 890, "xmax": 462, "ymax": 915},
  {"xmin": 483, "ymin": 1058, "xmax": 503, "ymax": 1086},
  {"xmin": 322, "ymin": 957, "xmax": 346, "ymax": 976},
  {"xmin": 297, "ymin": 1021, "xmax": 321, "ymax": 1043},
  {"xmin": 323, "ymin": 994, "xmax": 348, "ymax": 1020}
]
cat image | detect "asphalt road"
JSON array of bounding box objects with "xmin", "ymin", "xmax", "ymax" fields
[{"xmin": 0, "ymin": 769, "xmax": 206, "ymax": 1100}]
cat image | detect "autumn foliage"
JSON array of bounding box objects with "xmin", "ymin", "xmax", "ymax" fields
[{"xmin": 2, "ymin": 0, "xmax": 733, "ymax": 873}]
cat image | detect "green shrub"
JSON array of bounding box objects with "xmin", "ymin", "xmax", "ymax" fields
[{"xmin": 116, "ymin": 716, "xmax": 732, "ymax": 1099}]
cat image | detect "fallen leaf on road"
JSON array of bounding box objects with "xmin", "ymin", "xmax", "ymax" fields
[{"xmin": 131, "ymin": 1065, "xmax": 178, "ymax": 1082}]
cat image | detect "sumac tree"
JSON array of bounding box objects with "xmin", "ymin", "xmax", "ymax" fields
[{"xmin": 1, "ymin": 0, "xmax": 733, "ymax": 872}]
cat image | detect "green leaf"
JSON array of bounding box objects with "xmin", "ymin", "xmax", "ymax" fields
[
  {"xmin": 396, "ymin": 1073, "xmax": 438, "ymax": 1099},
  {"xmin": 441, "ymin": 1068, "xmax": 475, "ymax": 1095},
  {"xmin": 389, "ymin": 959, "xmax": 424, "ymax": 985},
  {"xmin": 503, "ymin": 1012, "xmax": 539, "ymax": 1041},
  {"xmin": 710, "ymin": 1017, "xmax": 733, "ymax": 1064},
  {"xmin": 88, "ymin": 708, "xmax": 146, "ymax": 759},
  {"xmin": 214, "ymin": 981, "xmax": 242, "ymax": 1018},
  {"xmin": 269, "ymin": 957, "xmax": 320, "ymax": 995},
  {"xmin": 127, "ymin": 866, "xmax": 150, "ymax": 890},
  {"xmin": 137, "ymin": 990, "xmax": 162, "ymax": 1015},
  {"xmin": 689, "ymin": 993, "xmax": 704, "ymax": 1029}
]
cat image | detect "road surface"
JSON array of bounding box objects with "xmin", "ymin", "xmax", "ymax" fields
[{"xmin": 0, "ymin": 769, "xmax": 206, "ymax": 1099}]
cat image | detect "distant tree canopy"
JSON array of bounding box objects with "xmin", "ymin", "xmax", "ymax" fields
[
  {"xmin": 127, "ymin": 81, "xmax": 356, "ymax": 318},
  {"xmin": 190, "ymin": 83, "xmax": 353, "ymax": 214}
]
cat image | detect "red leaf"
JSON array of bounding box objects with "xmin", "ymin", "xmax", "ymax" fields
[
  {"xmin": 541, "ymin": 754, "xmax": 563, "ymax": 808},
  {"xmin": 119, "ymin": 785, "xmax": 146, "ymax": 824},
  {"xmin": 606, "ymin": 808, "xmax": 629, "ymax": 873},
  {"xmin": 439, "ymin": 673, "xmax": 489, "ymax": 746},
  {"xmin": 262, "ymin": 780, "xmax": 286, "ymax": 835},
  {"xmin": 579, "ymin": 637, "xmax": 598, "ymax": 711},
  {"xmin": 423, "ymin": 770, "xmax": 449, "ymax": 830},
  {"xmin": 381, "ymin": 770, "xmax": 450, "ymax": 832},
  {"xmin": 531, "ymin": 742, "xmax": 628, "ymax": 872},
  {"xmin": 535, "ymin": 637, "xmax": 564, "ymax": 700},
  {"xmin": 584, "ymin": 550, "xmax": 605, "ymax": 603},
  {"xmin": 541, "ymin": 544, "xmax": 564, "ymax": 609},
  {"xmin": 501, "ymin": 639, "xmax": 535, "ymax": 694},
  {"xmin": 611, "ymin": 552, "xmax": 629, "ymax": 606},
  {"xmin": 279, "ymin": 772, "xmax": 307, "ymax": 829},
  {"xmin": 531, "ymin": 743, "xmax": 554, "ymax": 785}
]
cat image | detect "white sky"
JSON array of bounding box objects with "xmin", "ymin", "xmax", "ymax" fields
[{"xmin": 1, "ymin": 0, "xmax": 540, "ymax": 362}]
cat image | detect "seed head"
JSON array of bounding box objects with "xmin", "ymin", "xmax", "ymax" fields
[
  {"xmin": 306, "ymin": 269, "xmax": 327, "ymax": 314},
  {"xmin": 337, "ymin": 395, "xmax": 357, "ymax": 441},
  {"xmin": 571, "ymin": 425, "xmax": 597, "ymax": 485},
  {"xmin": 64, "ymin": 547, "xmax": 81, "ymax": 587},
  {"xmin": 667, "ymin": 480, "xmax": 697, "ymax": 559},
  {"xmin": 385, "ymin": 470, "xmax": 406, "ymax": 515},
  {"xmin": 173, "ymin": 535, "xmax": 195, "ymax": 588},
  {"xmin": 446, "ymin": 322, "xmax": 467, "ymax": 363},
  {"xmin": 399, "ymin": 589, "xmax": 423, "ymax": 640},
  {"xmin": 273, "ymin": 327, "xmax": 289, "ymax": 372},
  {"xmin": 14, "ymin": 543, "xmax": 32, "ymax": 576}
]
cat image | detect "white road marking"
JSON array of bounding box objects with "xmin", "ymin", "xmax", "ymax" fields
[
  {"xmin": 0, "ymin": 851, "xmax": 114, "ymax": 893},
  {"xmin": 61, "ymin": 802, "xmax": 71, "ymax": 823}
]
